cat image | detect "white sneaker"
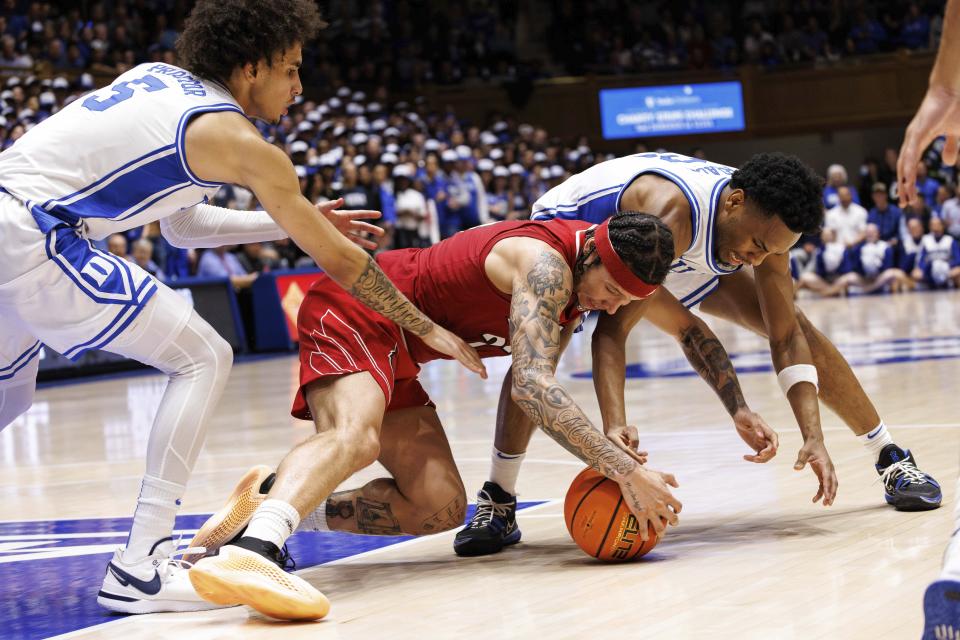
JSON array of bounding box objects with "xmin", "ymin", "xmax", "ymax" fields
[{"xmin": 98, "ymin": 538, "xmax": 233, "ymax": 614}]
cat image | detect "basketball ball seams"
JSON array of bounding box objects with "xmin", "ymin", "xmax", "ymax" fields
[
  {"xmin": 594, "ymin": 494, "xmax": 624, "ymax": 558},
  {"xmin": 568, "ymin": 474, "xmax": 609, "ymax": 531}
]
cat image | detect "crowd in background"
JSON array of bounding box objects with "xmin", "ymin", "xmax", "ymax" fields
[
  {"xmin": 793, "ymin": 142, "xmax": 960, "ymax": 297},
  {"xmin": 547, "ymin": 0, "xmax": 945, "ymax": 76},
  {"xmin": 0, "ymin": 1, "xmax": 947, "ymax": 89},
  {"xmin": 0, "ymin": 0, "xmax": 956, "ymax": 339}
]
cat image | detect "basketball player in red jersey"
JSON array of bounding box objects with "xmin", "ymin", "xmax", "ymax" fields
[{"xmin": 186, "ymin": 212, "xmax": 712, "ymax": 619}]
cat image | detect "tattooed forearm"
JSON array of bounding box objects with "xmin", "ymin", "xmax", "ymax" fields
[
  {"xmin": 349, "ymin": 254, "xmax": 434, "ymax": 337},
  {"xmin": 509, "ymin": 251, "xmax": 637, "ymax": 478},
  {"xmin": 679, "ymin": 323, "xmax": 746, "ymax": 416}
]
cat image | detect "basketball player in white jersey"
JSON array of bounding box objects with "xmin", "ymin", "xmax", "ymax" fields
[
  {"xmin": 898, "ymin": 0, "xmax": 960, "ymax": 635},
  {"xmin": 454, "ymin": 150, "xmax": 942, "ymax": 557},
  {"xmin": 0, "ymin": 0, "xmax": 484, "ymax": 613}
]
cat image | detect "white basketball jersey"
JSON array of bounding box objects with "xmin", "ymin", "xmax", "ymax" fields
[
  {"xmin": 531, "ymin": 151, "xmax": 740, "ymax": 277},
  {"xmin": 0, "ymin": 62, "xmax": 242, "ymax": 240}
]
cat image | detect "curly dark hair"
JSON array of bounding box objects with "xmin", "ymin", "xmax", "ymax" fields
[
  {"xmin": 176, "ymin": 0, "xmax": 326, "ymax": 83},
  {"xmin": 578, "ymin": 212, "xmax": 675, "ymax": 286},
  {"xmin": 729, "ymin": 152, "xmax": 825, "ymax": 235}
]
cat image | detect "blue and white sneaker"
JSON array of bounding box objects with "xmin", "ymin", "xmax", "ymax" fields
[
  {"xmin": 97, "ymin": 537, "xmax": 229, "ymax": 614},
  {"xmin": 453, "ymin": 481, "xmax": 521, "ymax": 557},
  {"xmin": 923, "ymin": 580, "xmax": 960, "ymax": 640},
  {"xmin": 875, "ymin": 444, "xmax": 942, "ymax": 511}
]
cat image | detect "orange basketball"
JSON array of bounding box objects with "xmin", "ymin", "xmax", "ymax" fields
[{"xmin": 563, "ymin": 467, "xmax": 660, "ymax": 562}]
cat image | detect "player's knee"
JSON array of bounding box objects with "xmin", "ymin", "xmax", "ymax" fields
[{"xmin": 344, "ymin": 426, "xmax": 381, "ymax": 468}]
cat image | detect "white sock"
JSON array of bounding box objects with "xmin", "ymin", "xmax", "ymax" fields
[
  {"xmin": 941, "ymin": 476, "xmax": 960, "ymax": 581},
  {"xmin": 123, "ymin": 475, "xmax": 185, "ymax": 562},
  {"xmin": 859, "ymin": 422, "xmax": 894, "ymax": 463},
  {"xmin": 244, "ymin": 499, "xmax": 301, "ymax": 548},
  {"xmin": 490, "ymin": 447, "xmax": 526, "ymax": 496},
  {"xmin": 298, "ymin": 501, "xmax": 330, "ymax": 533}
]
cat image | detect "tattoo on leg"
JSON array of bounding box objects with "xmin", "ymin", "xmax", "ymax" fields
[
  {"xmin": 420, "ymin": 495, "xmax": 467, "ymax": 532},
  {"xmin": 325, "ymin": 492, "xmax": 356, "ymax": 524},
  {"xmin": 355, "ymin": 497, "xmax": 403, "ymax": 535}
]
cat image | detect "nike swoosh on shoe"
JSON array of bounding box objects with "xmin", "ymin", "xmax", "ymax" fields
[{"xmin": 108, "ymin": 564, "xmax": 162, "ymax": 595}]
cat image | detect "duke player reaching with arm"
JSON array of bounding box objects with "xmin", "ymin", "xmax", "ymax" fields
[
  {"xmin": 0, "ymin": 0, "xmax": 482, "ymax": 614},
  {"xmin": 456, "ymin": 150, "xmax": 943, "ymax": 556},
  {"xmin": 181, "ymin": 213, "xmax": 682, "ymax": 620}
]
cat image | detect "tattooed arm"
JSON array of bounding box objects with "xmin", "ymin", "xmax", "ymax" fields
[
  {"xmin": 593, "ymin": 288, "xmax": 778, "ymax": 463},
  {"xmin": 183, "ymin": 110, "xmax": 485, "ymax": 377},
  {"xmin": 506, "ymin": 246, "xmax": 681, "ymax": 538}
]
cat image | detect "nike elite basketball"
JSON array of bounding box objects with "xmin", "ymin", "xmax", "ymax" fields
[{"xmin": 563, "ymin": 468, "xmax": 660, "ymax": 562}]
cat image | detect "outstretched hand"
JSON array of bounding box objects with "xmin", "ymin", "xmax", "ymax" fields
[
  {"xmin": 316, "ymin": 198, "xmax": 385, "ymax": 250},
  {"xmin": 732, "ymin": 409, "xmax": 779, "ymax": 463},
  {"xmin": 794, "ymin": 440, "xmax": 838, "ymax": 506}
]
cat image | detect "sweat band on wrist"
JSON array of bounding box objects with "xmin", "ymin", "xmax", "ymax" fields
[{"xmin": 777, "ymin": 364, "xmax": 819, "ymax": 396}]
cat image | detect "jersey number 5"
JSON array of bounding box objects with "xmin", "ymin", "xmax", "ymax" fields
[{"xmin": 82, "ymin": 74, "xmax": 167, "ymax": 112}]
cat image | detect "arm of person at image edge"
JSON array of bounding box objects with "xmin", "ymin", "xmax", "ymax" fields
[
  {"xmin": 619, "ymin": 177, "xmax": 836, "ymax": 506},
  {"xmin": 899, "ymin": 0, "xmax": 960, "ymax": 206},
  {"xmin": 591, "ymin": 288, "xmax": 779, "ymax": 469},
  {"xmin": 182, "ymin": 110, "xmax": 486, "ymax": 378},
  {"xmin": 490, "ymin": 236, "xmax": 681, "ymax": 540}
]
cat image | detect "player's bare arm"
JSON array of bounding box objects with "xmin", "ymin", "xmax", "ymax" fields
[
  {"xmin": 502, "ymin": 244, "xmax": 681, "ymax": 538},
  {"xmin": 594, "ymin": 290, "xmax": 777, "ymax": 464},
  {"xmin": 618, "ymin": 175, "xmax": 693, "ymax": 255},
  {"xmin": 183, "ymin": 110, "xmax": 485, "ymax": 376},
  {"xmin": 755, "ymin": 252, "xmax": 838, "ymax": 504}
]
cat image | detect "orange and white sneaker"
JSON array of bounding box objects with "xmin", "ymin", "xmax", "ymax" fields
[
  {"xmin": 190, "ymin": 540, "xmax": 330, "ymax": 621},
  {"xmin": 184, "ymin": 465, "xmax": 275, "ymax": 564}
]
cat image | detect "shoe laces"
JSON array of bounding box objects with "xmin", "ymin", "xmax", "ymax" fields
[
  {"xmin": 469, "ymin": 490, "xmax": 513, "ymax": 529},
  {"xmin": 878, "ymin": 458, "xmax": 929, "ymax": 488},
  {"xmin": 276, "ymin": 544, "xmax": 296, "ymax": 571},
  {"xmin": 154, "ymin": 546, "xmax": 207, "ymax": 580}
]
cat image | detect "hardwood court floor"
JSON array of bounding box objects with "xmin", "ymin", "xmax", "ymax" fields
[{"xmin": 4, "ymin": 290, "xmax": 960, "ymax": 639}]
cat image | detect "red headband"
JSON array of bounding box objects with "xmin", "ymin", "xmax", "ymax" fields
[{"xmin": 594, "ymin": 220, "xmax": 659, "ymax": 299}]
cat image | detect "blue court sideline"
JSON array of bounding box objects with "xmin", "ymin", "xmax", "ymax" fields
[{"xmin": 2, "ymin": 502, "xmax": 544, "ymax": 640}]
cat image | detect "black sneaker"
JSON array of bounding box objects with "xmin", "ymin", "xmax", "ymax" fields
[
  {"xmin": 876, "ymin": 444, "xmax": 942, "ymax": 511},
  {"xmin": 453, "ymin": 481, "xmax": 520, "ymax": 557},
  {"xmin": 232, "ymin": 536, "xmax": 296, "ymax": 570}
]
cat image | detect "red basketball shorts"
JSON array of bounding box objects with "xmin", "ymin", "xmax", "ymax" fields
[{"xmin": 291, "ymin": 275, "xmax": 432, "ymax": 421}]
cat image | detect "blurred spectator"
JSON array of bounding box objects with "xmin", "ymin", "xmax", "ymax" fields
[
  {"xmin": 106, "ymin": 233, "xmax": 128, "ymax": 259},
  {"xmin": 131, "ymin": 238, "xmax": 166, "ymax": 281},
  {"xmin": 826, "ymin": 186, "xmax": 869, "ymax": 247},
  {"xmin": 867, "ymin": 182, "xmax": 902, "ymax": 247},
  {"xmin": 392, "ymin": 164, "xmax": 431, "ymax": 249},
  {"xmin": 797, "ymin": 228, "xmax": 854, "ymax": 297},
  {"xmin": 824, "ymin": 164, "xmax": 861, "ymax": 208},
  {"xmin": 900, "ymin": 216, "xmax": 927, "ymax": 272},
  {"xmin": 939, "ymin": 187, "xmax": 960, "ymax": 239},
  {"xmin": 197, "ymin": 246, "xmax": 257, "ymax": 290},
  {"xmin": 844, "ymin": 223, "xmax": 912, "ymax": 293},
  {"xmin": 236, "ymin": 242, "xmax": 281, "ymax": 274},
  {"xmin": 912, "ymin": 216, "xmax": 960, "ymax": 288}
]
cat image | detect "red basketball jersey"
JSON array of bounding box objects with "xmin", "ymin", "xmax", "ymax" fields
[{"xmin": 375, "ymin": 219, "xmax": 591, "ymax": 363}]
